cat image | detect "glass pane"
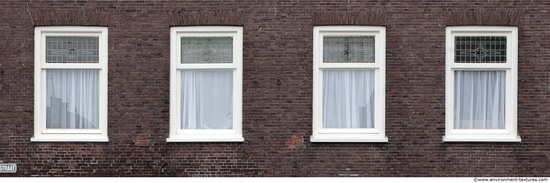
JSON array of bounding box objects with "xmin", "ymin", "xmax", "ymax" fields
[
  {"xmin": 180, "ymin": 70, "xmax": 233, "ymax": 129},
  {"xmin": 323, "ymin": 70, "xmax": 375, "ymax": 128},
  {"xmin": 46, "ymin": 37, "xmax": 99, "ymax": 63},
  {"xmin": 181, "ymin": 37, "xmax": 233, "ymax": 63},
  {"xmin": 323, "ymin": 37, "xmax": 375, "ymax": 63},
  {"xmin": 454, "ymin": 71, "xmax": 506, "ymax": 129},
  {"xmin": 46, "ymin": 69, "xmax": 99, "ymax": 129},
  {"xmin": 455, "ymin": 36, "xmax": 507, "ymax": 63}
]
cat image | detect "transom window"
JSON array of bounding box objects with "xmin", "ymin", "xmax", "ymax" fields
[
  {"xmin": 322, "ymin": 36, "xmax": 375, "ymax": 63},
  {"xmin": 454, "ymin": 36, "xmax": 507, "ymax": 63}
]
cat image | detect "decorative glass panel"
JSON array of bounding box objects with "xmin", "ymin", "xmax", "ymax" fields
[
  {"xmin": 323, "ymin": 37, "xmax": 375, "ymax": 63},
  {"xmin": 454, "ymin": 70, "xmax": 505, "ymax": 129},
  {"xmin": 455, "ymin": 36, "xmax": 507, "ymax": 63},
  {"xmin": 323, "ymin": 70, "xmax": 375, "ymax": 128},
  {"xmin": 46, "ymin": 69, "xmax": 99, "ymax": 129},
  {"xmin": 46, "ymin": 37, "xmax": 99, "ymax": 63},
  {"xmin": 181, "ymin": 37, "xmax": 233, "ymax": 63},
  {"xmin": 180, "ymin": 70, "xmax": 233, "ymax": 129}
]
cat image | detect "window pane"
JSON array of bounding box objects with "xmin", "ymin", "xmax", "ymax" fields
[
  {"xmin": 455, "ymin": 36, "xmax": 507, "ymax": 63},
  {"xmin": 454, "ymin": 71, "xmax": 506, "ymax": 129},
  {"xmin": 323, "ymin": 70, "xmax": 375, "ymax": 128},
  {"xmin": 180, "ymin": 70, "xmax": 233, "ymax": 129},
  {"xmin": 181, "ymin": 37, "xmax": 233, "ymax": 63},
  {"xmin": 46, "ymin": 69, "xmax": 99, "ymax": 129},
  {"xmin": 323, "ymin": 37, "xmax": 375, "ymax": 63},
  {"xmin": 46, "ymin": 37, "xmax": 99, "ymax": 63}
]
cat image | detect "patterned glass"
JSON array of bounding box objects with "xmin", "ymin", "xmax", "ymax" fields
[
  {"xmin": 455, "ymin": 36, "xmax": 507, "ymax": 63},
  {"xmin": 323, "ymin": 37, "xmax": 375, "ymax": 63},
  {"xmin": 181, "ymin": 37, "xmax": 233, "ymax": 63},
  {"xmin": 46, "ymin": 37, "xmax": 99, "ymax": 63}
]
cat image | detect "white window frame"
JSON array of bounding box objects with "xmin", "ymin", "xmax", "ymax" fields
[
  {"xmin": 168, "ymin": 26, "xmax": 243, "ymax": 142},
  {"xmin": 311, "ymin": 26, "xmax": 387, "ymax": 142},
  {"xmin": 32, "ymin": 26, "xmax": 108, "ymax": 142},
  {"xmin": 444, "ymin": 26, "xmax": 521, "ymax": 142}
]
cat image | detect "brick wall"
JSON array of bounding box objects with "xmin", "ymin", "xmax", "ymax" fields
[{"xmin": 0, "ymin": 0, "xmax": 549, "ymax": 176}]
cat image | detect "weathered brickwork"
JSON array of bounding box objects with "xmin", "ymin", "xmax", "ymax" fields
[{"xmin": 0, "ymin": 0, "xmax": 549, "ymax": 177}]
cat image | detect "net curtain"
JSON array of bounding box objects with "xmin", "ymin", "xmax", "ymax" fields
[
  {"xmin": 46, "ymin": 69, "xmax": 99, "ymax": 129},
  {"xmin": 454, "ymin": 71, "xmax": 506, "ymax": 129}
]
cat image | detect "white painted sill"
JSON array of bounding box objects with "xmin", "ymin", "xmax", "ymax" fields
[
  {"xmin": 31, "ymin": 136, "xmax": 109, "ymax": 142},
  {"xmin": 166, "ymin": 135, "xmax": 244, "ymax": 142},
  {"xmin": 442, "ymin": 135, "xmax": 521, "ymax": 142},
  {"xmin": 310, "ymin": 135, "xmax": 388, "ymax": 143}
]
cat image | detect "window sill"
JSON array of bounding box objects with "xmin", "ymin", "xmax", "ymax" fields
[
  {"xmin": 167, "ymin": 135, "xmax": 244, "ymax": 142},
  {"xmin": 442, "ymin": 135, "xmax": 521, "ymax": 142},
  {"xmin": 310, "ymin": 135, "xmax": 388, "ymax": 143},
  {"xmin": 31, "ymin": 136, "xmax": 109, "ymax": 142}
]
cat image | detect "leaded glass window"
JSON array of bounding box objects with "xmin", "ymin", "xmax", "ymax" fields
[
  {"xmin": 46, "ymin": 37, "xmax": 99, "ymax": 63},
  {"xmin": 181, "ymin": 37, "xmax": 233, "ymax": 63},
  {"xmin": 455, "ymin": 36, "xmax": 507, "ymax": 63},
  {"xmin": 323, "ymin": 37, "xmax": 375, "ymax": 63}
]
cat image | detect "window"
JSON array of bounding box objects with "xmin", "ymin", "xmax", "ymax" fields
[
  {"xmin": 32, "ymin": 26, "xmax": 108, "ymax": 142},
  {"xmin": 311, "ymin": 26, "xmax": 387, "ymax": 142},
  {"xmin": 168, "ymin": 26, "xmax": 243, "ymax": 142},
  {"xmin": 444, "ymin": 26, "xmax": 520, "ymax": 142}
]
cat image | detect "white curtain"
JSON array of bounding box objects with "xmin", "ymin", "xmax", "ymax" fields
[
  {"xmin": 454, "ymin": 71, "xmax": 506, "ymax": 129},
  {"xmin": 323, "ymin": 70, "xmax": 375, "ymax": 128},
  {"xmin": 46, "ymin": 69, "xmax": 99, "ymax": 129},
  {"xmin": 181, "ymin": 70, "xmax": 233, "ymax": 129}
]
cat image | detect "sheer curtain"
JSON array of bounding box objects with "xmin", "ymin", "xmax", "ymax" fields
[
  {"xmin": 323, "ymin": 70, "xmax": 375, "ymax": 128},
  {"xmin": 46, "ymin": 69, "xmax": 99, "ymax": 129},
  {"xmin": 454, "ymin": 71, "xmax": 506, "ymax": 129},
  {"xmin": 180, "ymin": 70, "xmax": 233, "ymax": 129}
]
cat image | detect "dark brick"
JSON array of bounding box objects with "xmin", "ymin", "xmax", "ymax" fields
[{"xmin": 0, "ymin": 0, "xmax": 548, "ymax": 177}]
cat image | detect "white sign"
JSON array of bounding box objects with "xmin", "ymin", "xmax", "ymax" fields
[{"xmin": 0, "ymin": 164, "xmax": 17, "ymax": 173}]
